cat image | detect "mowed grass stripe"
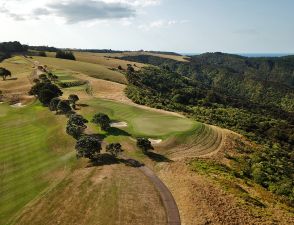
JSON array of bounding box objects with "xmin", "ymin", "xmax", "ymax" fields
[{"xmin": 0, "ymin": 103, "xmax": 73, "ymax": 224}]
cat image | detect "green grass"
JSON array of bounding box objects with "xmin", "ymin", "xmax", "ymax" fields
[
  {"xmin": 82, "ymin": 98, "xmax": 200, "ymax": 139},
  {"xmin": 0, "ymin": 103, "xmax": 75, "ymax": 224},
  {"xmin": 33, "ymin": 56, "xmax": 127, "ymax": 84}
]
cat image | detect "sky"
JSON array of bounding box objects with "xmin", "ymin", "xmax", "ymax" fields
[{"xmin": 0, "ymin": 0, "xmax": 293, "ymax": 53}]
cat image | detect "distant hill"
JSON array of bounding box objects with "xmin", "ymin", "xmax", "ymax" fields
[{"xmin": 0, "ymin": 41, "xmax": 28, "ymax": 62}]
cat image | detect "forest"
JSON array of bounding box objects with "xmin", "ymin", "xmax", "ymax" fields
[{"xmin": 125, "ymin": 54, "xmax": 294, "ymax": 203}]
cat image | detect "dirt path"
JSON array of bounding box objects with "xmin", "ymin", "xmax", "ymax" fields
[
  {"xmin": 139, "ymin": 166, "xmax": 181, "ymax": 225},
  {"xmin": 120, "ymin": 154, "xmax": 181, "ymax": 225}
]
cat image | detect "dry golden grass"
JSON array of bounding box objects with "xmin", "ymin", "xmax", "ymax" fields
[
  {"xmin": 33, "ymin": 56, "xmax": 127, "ymax": 84},
  {"xmin": 73, "ymin": 51, "xmax": 146, "ymax": 70},
  {"xmin": 96, "ymin": 51, "xmax": 189, "ymax": 62},
  {"xmin": 13, "ymin": 162, "xmax": 166, "ymax": 225},
  {"xmin": 0, "ymin": 56, "xmax": 34, "ymax": 102}
]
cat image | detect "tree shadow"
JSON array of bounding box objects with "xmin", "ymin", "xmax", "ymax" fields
[
  {"xmin": 146, "ymin": 152, "xmax": 173, "ymax": 163},
  {"xmin": 76, "ymin": 103, "xmax": 89, "ymax": 107},
  {"xmin": 5, "ymin": 77, "xmax": 18, "ymax": 81},
  {"xmin": 86, "ymin": 133, "xmax": 107, "ymax": 141},
  {"xmin": 87, "ymin": 154, "xmax": 144, "ymax": 168},
  {"xmin": 87, "ymin": 153, "xmax": 120, "ymax": 167},
  {"xmin": 107, "ymin": 127, "xmax": 131, "ymax": 137}
]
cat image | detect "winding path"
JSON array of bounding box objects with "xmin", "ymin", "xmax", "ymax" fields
[
  {"xmin": 139, "ymin": 166, "xmax": 181, "ymax": 225},
  {"xmin": 121, "ymin": 154, "xmax": 181, "ymax": 225}
]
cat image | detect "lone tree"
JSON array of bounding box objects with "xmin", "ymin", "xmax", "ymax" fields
[
  {"xmin": 92, "ymin": 113, "xmax": 111, "ymax": 131},
  {"xmin": 136, "ymin": 138, "xmax": 154, "ymax": 154},
  {"xmin": 0, "ymin": 67, "xmax": 11, "ymax": 80},
  {"xmin": 57, "ymin": 100, "xmax": 72, "ymax": 114},
  {"xmin": 75, "ymin": 135, "xmax": 101, "ymax": 160},
  {"xmin": 106, "ymin": 143, "xmax": 123, "ymax": 157},
  {"xmin": 68, "ymin": 94, "xmax": 79, "ymax": 109}
]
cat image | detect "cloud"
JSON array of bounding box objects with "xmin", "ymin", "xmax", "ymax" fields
[
  {"xmin": 44, "ymin": 0, "xmax": 136, "ymax": 24},
  {"xmin": 0, "ymin": 0, "xmax": 160, "ymax": 24},
  {"xmin": 139, "ymin": 19, "xmax": 188, "ymax": 31},
  {"xmin": 0, "ymin": 7, "xmax": 26, "ymax": 21}
]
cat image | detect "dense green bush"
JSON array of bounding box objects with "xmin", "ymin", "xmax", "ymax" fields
[{"xmin": 125, "ymin": 65, "xmax": 294, "ymax": 203}]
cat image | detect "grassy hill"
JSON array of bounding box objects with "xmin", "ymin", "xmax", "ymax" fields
[{"xmin": 33, "ymin": 56, "xmax": 127, "ymax": 84}]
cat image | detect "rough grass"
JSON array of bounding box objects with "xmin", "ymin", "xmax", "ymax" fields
[
  {"xmin": 95, "ymin": 51, "xmax": 189, "ymax": 62},
  {"xmin": 13, "ymin": 164, "xmax": 167, "ymax": 225},
  {"xmin": 72, "ymin": 51, "xmax": 146, "ymax": 70},
  {"xmin": 0, "ymin": 56, "xmax": 33, "ymax": 101},
  {"xmin": 81, "ymin": 98, "xmax": 199, "ymax": 139},
  {"xmin": 33, "ymin": 56, "xmax": 127, "ymax": 84},
  {"xmin": 0, "ymin": 103, "xmax": 75, "ymax": 224}
]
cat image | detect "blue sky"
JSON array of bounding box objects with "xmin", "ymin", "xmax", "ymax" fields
[{"xmin": 0, "ymin": 0, "xmax": 293, "ymax": 53}]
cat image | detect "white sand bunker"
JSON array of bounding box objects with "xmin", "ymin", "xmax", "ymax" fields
[
  {"xmin": 110, "ymin": 121, "xmax": 128, "ymax": 128},
  {"xmin": 0, "ymin": 102, "xmax": 4, "ymax": 104},
  {"xmin": 11, "ymin": 103, "xmax": 26, "ymax": 108},
  {"xmin": 149, "ymin": 138, "xmax": 163, "ymax": 145}
]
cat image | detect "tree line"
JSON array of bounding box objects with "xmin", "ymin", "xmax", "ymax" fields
[{"xmin": 28, "ymin": 70, "xmax": 153, "ymax": 165}]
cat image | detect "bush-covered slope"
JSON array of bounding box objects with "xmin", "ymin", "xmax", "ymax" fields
[{"xmin": 125, "ymin": 64, "xmax": 294, "ymax": 204}]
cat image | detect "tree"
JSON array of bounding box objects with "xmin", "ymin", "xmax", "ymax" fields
[
  {"xmin": 136, "ymin": 138, "xmax": 153, "ymax": 154},
  {"xmin": 56, "ymin": 50, "xmax": 76, "ymax": 60},
  {"xmin": 0, "ymin": 67, "xmax": 11, "ymax": 80},
  {"xmin": 33, "ymin": 78, "xmax": 40, "ymax": 84},
  {"xmin": 75, "ymin": 135, "xmax": 101, "ymax": 159},
  {"xmin": 39, "ymin": 74, "xmax": 49, "ymax": 83},
  {"xmin": 47, "ymin": 73, "xmax": 58, "ymax": 83},
  {"xmin": 57, "ymin": 100, "xmax": 72, "ymax": 114},
  {"xmin": 68, "ymin": 94, "xmax": 79, "ymax": 109},
  {"xmin": 92, "ymin": 113, "xmax": 111, "ymax": 131},
  {"xmin": 66, "ymin": 114, "xmax": 88, "ymax": 139},
  {"xmin": 118, "ymin": 65, "xmax": 123, "ymax": 70},
  {"xmin": 29, "ymin": 82, "xmax": 62, "ymax": 96},
  {"xmin": 38, "ymin": 89, "xmax": 57, "ymax": 106},
  {"xmin": 66, "ymin": 123, "xmax": 84, "ymax": 139},
  {"xmin": 49, "ymin": 97, "xmax": 61, "ymax": 111},
  {"xmin": 38, "ymin": 51, "xmax": 47, "ymax": 57},
  {"xmin": 68, "ymin": 114, "xmax": 88, "ymax": 127},
  {"xmin": 127, "ymin": 64, "xmax": 135, "ymax": 74},
  {"xmin": 106, "ymin": 143, "xmax": 123, "ymax": 157}
]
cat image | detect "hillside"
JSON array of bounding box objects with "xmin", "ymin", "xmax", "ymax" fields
[{"xmin": 0, "ymin": 50, "xmax": 293, "ymax": 225}]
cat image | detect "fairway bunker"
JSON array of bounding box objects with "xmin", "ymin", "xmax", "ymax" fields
[
  {"xmin": 10, "ymin": 103, "xmax": 26, "ymax": 108},
  {"xmin": 110, "ymin": 121, "xmax": 128, "ymax": 128},
  {"xmin": 149, "ymin": 138, "xmax": 163, "ymax": 145}
]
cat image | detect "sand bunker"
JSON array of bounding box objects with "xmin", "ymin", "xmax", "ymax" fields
[
  {"xmin": 0, "ymin": 102, "xmax": 4, "ymax": 104},
  {"xmin": 149, "ymin": 139, "xmax": 163, "ymax": 145},
  {"xmin": 11, "ymin": 103, "xmax": 26, "ymax": 108},
  {"xmin": 110, "ymin": 121, "xmax": 128, "ymax": 128}
]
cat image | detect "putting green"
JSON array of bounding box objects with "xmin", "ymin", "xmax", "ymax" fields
[
  {"xmin": 84, "ymin": 99, "xmax": 200, "ymax": 138},
  {"xmin": 0, "ymin": 103, "xmax": 75, "ymax": 224}
]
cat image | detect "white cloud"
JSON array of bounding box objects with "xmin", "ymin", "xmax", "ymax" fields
[
  {"xmin": 0, "ymin": 0, "xmax": 160, "ymax": 23},
  {"xmin": 139, "ymin": 19, "xmax": 188, "ymax": 31}
]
